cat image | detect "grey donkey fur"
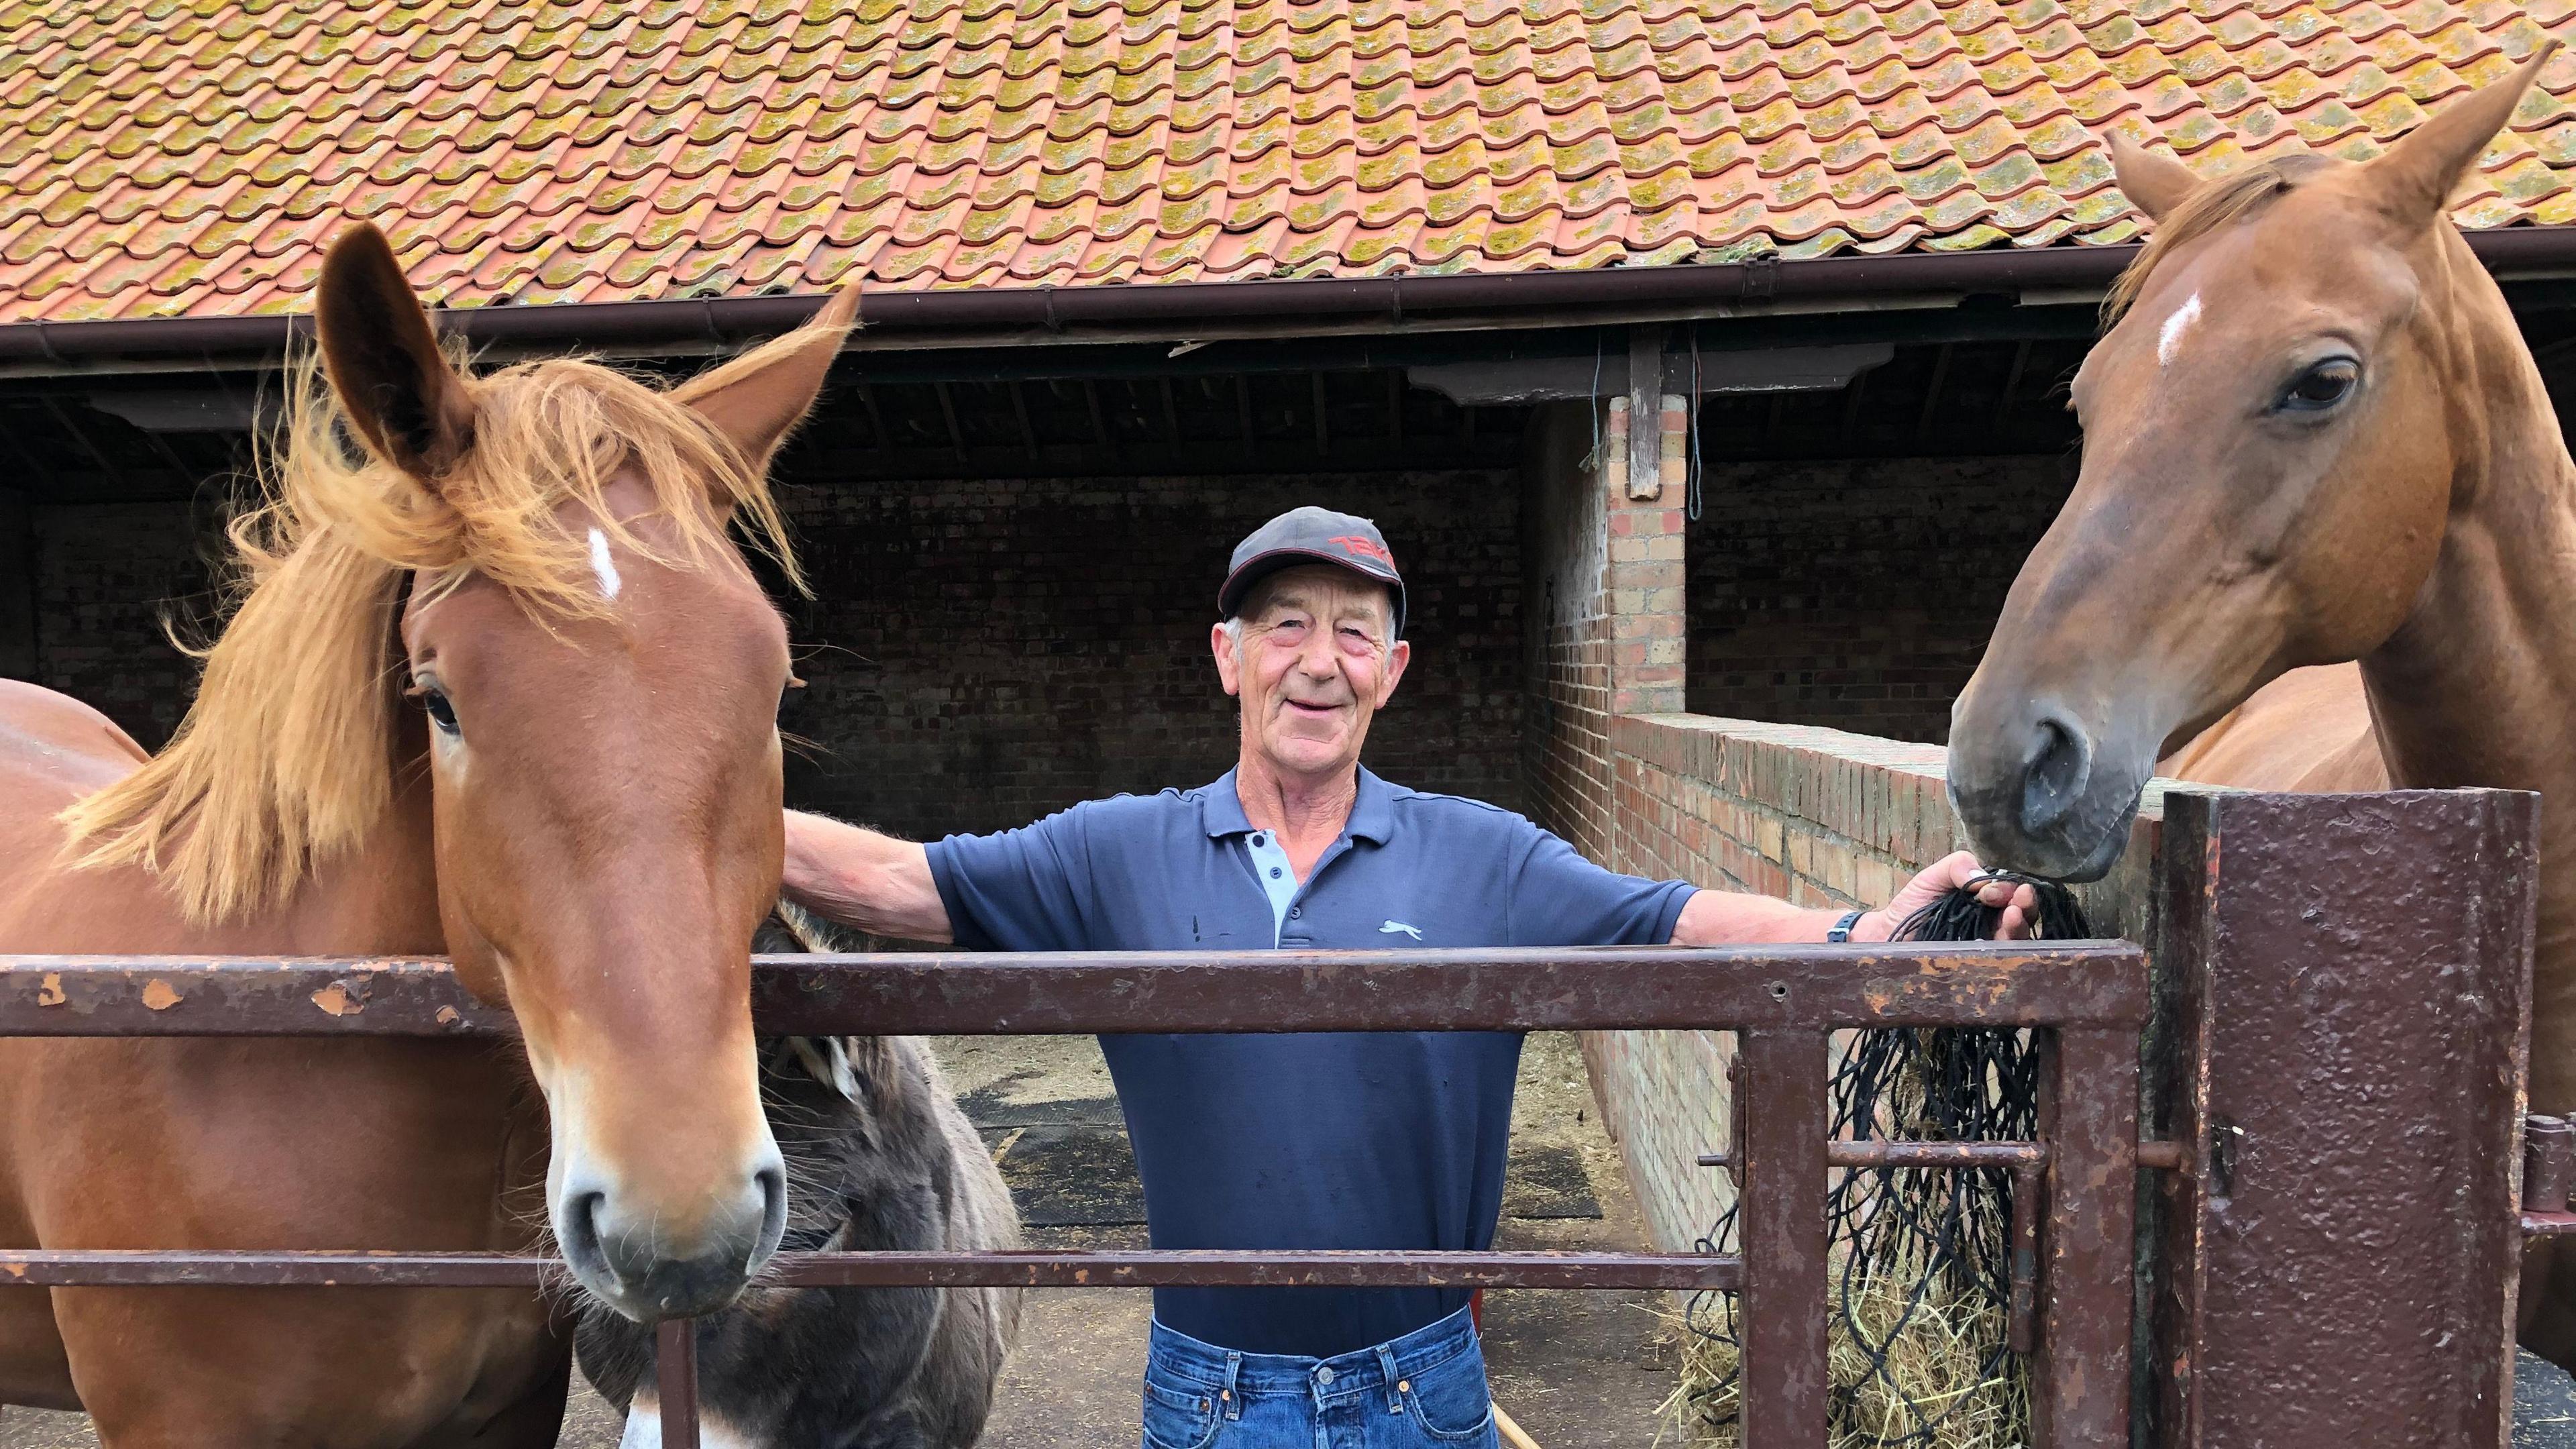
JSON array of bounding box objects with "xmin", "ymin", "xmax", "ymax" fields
[{"xmin": 577, "ymin": 902, "xmax": 1024, "ymax": 1448}]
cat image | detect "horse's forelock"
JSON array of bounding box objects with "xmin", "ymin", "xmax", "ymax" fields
[{"xmin": 2104, "ymin": 154, "xmax": 2336, "ymax": 325}]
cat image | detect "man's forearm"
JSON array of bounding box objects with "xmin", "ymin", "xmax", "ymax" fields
[
  {"xmin": 1668, "ymin": 888, "xmax": 1889, "ymax": 947},
  {"xmin": 781, "ymin": 810, "xmax": 955, "ymax": 944},
  {"xmin": 1664, "ymin": 851, "xmax": 2035, "ymax": 947}
]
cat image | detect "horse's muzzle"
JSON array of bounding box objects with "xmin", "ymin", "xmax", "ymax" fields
[
  {"xmin": 560, "ymin": 1160, "xmax": 788, "ymax": 1321},
  {"xmin": 1947, "ymin": 694, "xmax": 2144, "ymax": 884}
]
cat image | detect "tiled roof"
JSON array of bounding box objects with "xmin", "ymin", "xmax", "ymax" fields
[{"xmin": 4, "ymin": 0, "xmax": 2575, "ymax": 325}]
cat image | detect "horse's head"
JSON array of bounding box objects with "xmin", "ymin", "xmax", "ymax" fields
[
  {"xmin": 1947, "ymin": 50, "xmax": 2556, "ymax": 879},
  {"xmin": 310, "ymin": 227, "xmax": 847, "ymax": 1318}
]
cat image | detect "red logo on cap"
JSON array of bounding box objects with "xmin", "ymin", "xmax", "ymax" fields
[{"xmin": 1332, "ymin": 535, "xmax": 1395, "ymax": 568}]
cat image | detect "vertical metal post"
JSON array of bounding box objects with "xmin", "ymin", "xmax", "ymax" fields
[
  {"xmin": 2148, "ymin": 789, "xmax": 2537, "ymax": 1448},
  {"xmin": 657, "ymin": 1317, "xmax": 701, "ymax": 1449},
  {"xmin": 2031, "ymin": 1027, "xmax": 2136, "ymax": 1448},
  {"xmin": 2526, "ymin": 1114, "xmax": 2575, "ymax": 1213},
  {"xmin": 2007, "ymin": 1161, "xmax": 2043, "ymax": 1356},
  {"xmin": 1736, "ymin": 1028, "xmax": 1828, "ymax": 1446}
]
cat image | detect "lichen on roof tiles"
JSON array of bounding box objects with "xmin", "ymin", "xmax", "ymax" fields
[{"xmin": 2, "ymin": 0, "xmax": 2573, "ymax": 322}]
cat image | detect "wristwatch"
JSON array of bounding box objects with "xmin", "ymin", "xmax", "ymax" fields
[{"xmin": 1826, "ymin": 909, "xmax": 1866, "ymax": 943}]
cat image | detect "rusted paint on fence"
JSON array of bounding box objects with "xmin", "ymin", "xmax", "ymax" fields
[
  {"xmin": 1737, "ymin": 1028, "xmax": 1831, "ymax": 1446},
  {"xmin": 2009, "ymin": 1162, "xmax": 2043, "ymax": 1356},
  {"xmin": 2528, "ymin": 1115, "xmax": 2575, "ymax": 1216},
  {"xmin": 657, "ymin": 1318, "xmax": 700, "ymax": 1449},
  {"xmin": 1698, "ymin": 1140, "xmax": 2050, "ymax": 1170},
  {"xmin": 2033, "ymin": 1026, "xmax": 2138, "ymax": 1445},
  {"xmin": 1, "ymin": 940, "xmax": 2155, "ymax": 1444},
  {"xmin": 2147, "ymin": 789, "xmax": 2538, "ymax": 1449},
  {"xmin": 0, "ymin": 942, "xmax": 2149, "ymax": 1037},
  {"xmin": 0, "ymin": 1247, "xmax": 1744, "ymax": 1291}
]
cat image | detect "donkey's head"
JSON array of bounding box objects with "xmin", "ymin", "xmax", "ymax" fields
[{"xmin": 1947, "ymin": 51, "xmax": 2557, "ymax": 879}]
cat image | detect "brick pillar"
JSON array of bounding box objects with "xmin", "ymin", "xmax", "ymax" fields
[{"xmin": 1606, "ymin": 392, "xmax": 1685, "ymax": 716}]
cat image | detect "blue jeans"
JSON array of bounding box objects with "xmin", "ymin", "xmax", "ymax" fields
[{"xmin": 1139, "ymin": 1307, "xmax": 1499, "ymax": 1449}]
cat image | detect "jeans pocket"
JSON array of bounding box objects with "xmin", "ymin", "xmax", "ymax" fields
[
  {"xmin": 1397, "ymin": 1351, "xmax": 1495, "ymax": 1444},
  {"xmin": 1140, "ymin": 1375, "xmax": 1222, "ymax": 1449}
]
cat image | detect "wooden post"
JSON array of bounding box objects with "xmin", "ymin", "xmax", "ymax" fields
[{"xmin": 1624, "ymin": 327, "xmax": 1668, "ymax": 500}]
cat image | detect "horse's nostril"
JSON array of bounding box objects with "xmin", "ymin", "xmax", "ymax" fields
[
  {"xmin": 753, "ymin": 1164, "xmax": 789, "ymax": 1265},
  {"xmin": 559, "ymin": 1189, "xmax": 610, "ymax": 1278},
  {"xmin": 2021, "ymin": 714, "xmax": 2092, "ymax": 835}
]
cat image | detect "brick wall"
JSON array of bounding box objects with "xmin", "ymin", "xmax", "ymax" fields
[
  {"xmin": 17, "ymin": 472, "xmax": 1526, "ymax": 838},
  {"xmin": 1587, "ymin": 712, "xmax": 2165, "ymax": 1256},
  {"xmin": 772, "ymin": 469, "xmax": 1523, "ymax": 841},
  {"xmin": 1521, "ymin": 402, "xmax": 1615, "ymax": 858},
  {"xmin": 24, "ymin": 500, "xmax": 227, "ymax": 747},
  {"xmin": 1687, "ymin": 453, "xmax": 2073, "ymax": 744},
  {"xmin": 1520, "ymin": 396, "xmax": 1689, "ymax": 858}
]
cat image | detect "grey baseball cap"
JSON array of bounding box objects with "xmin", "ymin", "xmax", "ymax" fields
[{"xmin": 1217, "ymin": 506, "xmax": 1407, "ymax": 638}]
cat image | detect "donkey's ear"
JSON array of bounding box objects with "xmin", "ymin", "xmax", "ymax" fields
[
  {"xmin": 2367, "ymin": 44, "xmax": 2559, "ymax": 227},
  {"xmin": 672, "ymin": 287, "xmax": 859, "ymax": 472},
  {"xmin": 315, "ymin": 223, "xmax": 475, "ymax": 484},
  {"xmin": 2112, "ymin": 133, "xmax": 2201, "ymax": 223}
]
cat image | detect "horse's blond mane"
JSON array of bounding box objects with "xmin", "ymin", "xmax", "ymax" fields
[
  {"xmin": 58, "ymin": 340, "xmax": 810, "ymax": 925},
  {"xmin": 2104, "ymin": 153, "xmax": 2337, "ymax": 323}
]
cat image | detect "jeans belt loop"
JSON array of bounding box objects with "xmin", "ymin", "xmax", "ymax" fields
[
  {"xmin": 1222, "ymin": 1350, "xmax": 1244, "ymax": 1420},
  {"xmin": 1377, "ymin": 1344, "xmax": 1404, "ymax": 1413}
]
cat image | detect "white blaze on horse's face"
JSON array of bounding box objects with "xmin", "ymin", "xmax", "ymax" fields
[
  {"xmin": 2157, "ymin": 290, "xmax": 2203, "ymax": 368},
  {"xmin": 589, "ymin": 527, "xmax": 623, "ymax": 600}
]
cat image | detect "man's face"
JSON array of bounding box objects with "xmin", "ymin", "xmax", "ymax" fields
[{"xmin": 1212, "ymin": 564, "xmax": 1411, "ymax": 783}]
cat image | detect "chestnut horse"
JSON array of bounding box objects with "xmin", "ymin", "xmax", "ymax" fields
[
  {"xmin": 1943, "ymin": 51, "xmax": 2576, "ymax": 1361},
  {"xmin": 0, "ymin": 224, "xmax": 854, "ymax": 1444}
]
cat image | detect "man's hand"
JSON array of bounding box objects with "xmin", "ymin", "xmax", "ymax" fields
[{"xmin": 1851, "ymin": 850, "xmax": 2039, "ymax": 942}]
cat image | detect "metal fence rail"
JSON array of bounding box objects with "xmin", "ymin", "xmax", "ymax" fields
[{"xmin": 1, "ymin": 941, "xmax": 2150, "ymax": 1449}]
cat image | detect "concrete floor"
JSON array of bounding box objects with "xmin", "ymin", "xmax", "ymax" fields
[{"xmin": 1, "ymin": 1032, "xmax": 1680, "ymax": 1448}]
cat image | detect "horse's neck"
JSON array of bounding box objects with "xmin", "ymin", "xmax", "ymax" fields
[
  {"xmin": 2360, "ymin": 243, "xmax": 2576, "ymax": 999},
  {"xmin": 276, "ymin": 739, "xmax": 444, "ymax": 953}
]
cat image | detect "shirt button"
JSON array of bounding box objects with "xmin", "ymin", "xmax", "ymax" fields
[
  {"xmin": 1269, "ymin": 867, "xmax": 1283, "ymax": 879},
  {"xmin": 1289, "ymin": 906, "xmax": 1301, "ymax": 918},
  {"xmin": 1316, "ymin": 1365, "xmax": 1336, "ymax": 1385}
]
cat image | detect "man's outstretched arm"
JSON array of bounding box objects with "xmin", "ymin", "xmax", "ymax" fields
[
  {"xmin": 781, "ymin": 810, "xmax": 955, "ymax": 944},
  {"xmin": 1670, "ymin": 851, "xmax": 2037, "ymax": 946}
]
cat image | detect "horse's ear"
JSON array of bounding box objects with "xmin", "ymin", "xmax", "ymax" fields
[
  {"xmin": 2112, "ymin": 133, "xmax": 2201, "ymax": 223},
  {"xmin": 315, "ymin": 223, "xmax": 475, "ymax": 485},
  {"xmin": 672, "ymin": 287, "xmax": 859, "ymax": 472},
  {"xmin": 2366, "ymin": 43, "xmax": 2559, "ymax": 227}
]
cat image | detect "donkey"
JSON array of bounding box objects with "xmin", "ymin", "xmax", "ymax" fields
[
  {"xmin": 578, "ymin": 904, "xmax": 1023, "ymax": 1448},
  {"xmin": 0, "ymin": 224, "xmax": 852, "ymax": 1443}
]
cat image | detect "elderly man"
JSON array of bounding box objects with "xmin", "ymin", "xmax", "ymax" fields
[{"xmin": 782, "ymin": 505, "xmax": 2032, "ymax": 1449}]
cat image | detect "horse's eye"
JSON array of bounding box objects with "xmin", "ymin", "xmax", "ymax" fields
[
  {"xmin": 422, "ymin": 689, "xmax": 461, "ymax": 737},
  {"xmin": 2278, "ymin": 358, "xmax": 2359, "ymax": 413}
]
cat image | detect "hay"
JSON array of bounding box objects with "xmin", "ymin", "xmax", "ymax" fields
[{"xmin": 1655, "ymin": 1234, "xmax": 2025, "ymax": 1448}]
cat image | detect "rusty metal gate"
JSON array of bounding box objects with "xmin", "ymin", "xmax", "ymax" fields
[{"xmin": 3, "ymin": 939, "xmax": 2147, "ymax": 1447}]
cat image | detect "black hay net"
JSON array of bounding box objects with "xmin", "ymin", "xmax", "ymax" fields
[{"xmin": 1680, "ymin": 874, "xmax": 2090, "ymax": 1444}]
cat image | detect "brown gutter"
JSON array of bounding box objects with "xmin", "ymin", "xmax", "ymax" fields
[{"xmin": 4, "ymin": 228, "xmax": 2573, "ymax": 368}]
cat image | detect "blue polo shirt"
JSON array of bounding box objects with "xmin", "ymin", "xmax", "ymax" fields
[{"xmin": 924, "ymin": 767, "xmax": 1696, "ymax": 1357}]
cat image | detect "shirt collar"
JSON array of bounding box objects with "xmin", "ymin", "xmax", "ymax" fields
[{"xmin": 1197, "ymin": 766, "xmax": 1395, "ymax": 845}]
